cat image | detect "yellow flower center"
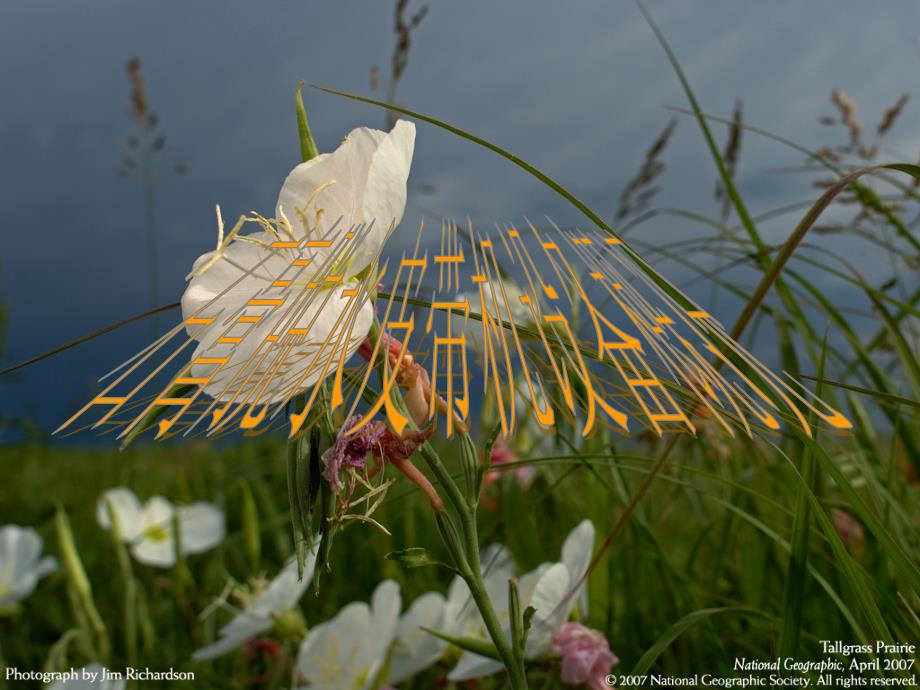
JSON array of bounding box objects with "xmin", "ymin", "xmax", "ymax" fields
[{"xmin": 144, "ymin": 525, "xmax": 170, "ymax": 542}]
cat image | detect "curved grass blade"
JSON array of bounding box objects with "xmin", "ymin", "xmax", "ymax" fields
[
  {"xmin": 311, "ymin": 84, "xmax": 698, "ymax": 311},
  {"xmin": 792, "ymin": 375, "xmax": 920, "ymax": 412},
  {"xmin": 630, "ymin": 607, "xmax": 768, "ymax": 675},
  {"xmin": 792, "ymin": 431, "xmax": 920, "ymax": 596},
  {"xmin": 778, "ymin": 342, "xmax": 827, "ymax": 658},
  {"xmin": 726, "ymin": 162, "xmax": 920, "ymax": 342},
  {"xmin": 635, "ymin": 0, "xmax": 766, "ymax": 254},
  {"xmin": 0, "ymin": 302, "xmax": 180, "ymax": 378}
]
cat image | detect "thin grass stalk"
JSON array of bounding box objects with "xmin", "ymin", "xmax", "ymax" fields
[
  {"xmin": 105, "ymin": 498, "xmax": 139, "ymax": 684},
  {"xmin": 778, "ymin": 343, "xmax": 827, "ymax": 658},
  {"xmin": 55, "ymin": 506, "xmax": 110, "ymax": 663}
]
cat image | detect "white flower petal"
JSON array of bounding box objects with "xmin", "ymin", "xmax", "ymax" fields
[
  {"xmin": 524, "ymin": 562, "xmax": 570, "ymax": 657},
  {"xmin": 277, "ymin": 129, "xmax": 384, "ymax": 235},
  {"xmin": 444, "ymin": 575, "xmax": 477, "ymax": 635},
  {"xmin": 35, "ymin": 555, "xmax": 58, "ymax": 579},
  {"xmin": 131, "ymin": 537, "xmax": 176, "ymax": 568},
  {"xmin": 561, "ymin": 519, "xmax": 594, "ymax": 618},
  {"xmin": 0, "ymin": 525, "xmax": 55, "ymax": 606},
  {"xmin": 276, "ymin": 122, "xmax": 414, "ymax": 280},
  {"xmin": 129, "ymin": 495, "xmax": 178, "ymax": 566},
  {"xmin": 447, "ymin": 652, "xmax": 505, "ymax": 682},
  {"xmin": 363, "ymin": 579, "xmax": 402, "ymax": 688},
  {"xmin": 355, "ymin": 119, "xmax": 415, "ymax": 272},
  {"xmin": 188, "ymin": 284, "xmax": 373, "ymax": 405},
  {"xmin": 177, "ymin": 502, "xmax": 225, "ymax": 555},
  {"xmin": 2, "ymin": 524, "xmax": 41, "ymax": 580},
  {"xmin": 276, "ymin": 128, "xmax": 389, "ymax": 276},
  {"xmin": 96, "ymin": 488, "xmax": 144, "ymax": 541},
  {"xmin": 181, "ymin": 231, "xmax": 295, "ymax": 336},
  {"xmin": 254, "ymin": 553, "xmax": 317, "ymax": 613},
  {"xmin": 389, "ymin": 591, "xmax": 448, "ymax": 684},
  {"xmin": 297, "ymin": 603, "xmax": 372, "ymax": 690},
  {"xmin": 138, "ymin": 495, "xmax": 176, "ymax": 533},
  {"xmin": 192, "ymin": 627, "xmax": 264, "ymax": 662}
]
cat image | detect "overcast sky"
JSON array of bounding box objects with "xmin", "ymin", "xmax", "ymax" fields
[{"xmin": 2, "ymin": 1, "xmax": 919, "ymax": 433}]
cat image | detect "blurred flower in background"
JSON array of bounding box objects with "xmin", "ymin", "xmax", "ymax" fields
[
  {"xmin": 96, "ymin": 487, "xmax": 224, "ymax": 567},
  {"xmin": 459, "ymin": 279, "xmax": 533, "ymax": 353},
  {"xmin": 193, "ymin": 552, "xmax": 317, "ymax": 661},
  {"xmin": 833, "ymin": 508, "xmax": 865, "ymax": 556},
  {"xmin": 552, "ymin": 622, "xmax": 619, "ymax": 690},
  {"xmin": 0, "ymin": 524, "xmax": 57, "ymax": 608}
]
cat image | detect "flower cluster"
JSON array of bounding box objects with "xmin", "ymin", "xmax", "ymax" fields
[{"xmin": 182, "ymin": 520, "xmax": 617, "ymax": 689}]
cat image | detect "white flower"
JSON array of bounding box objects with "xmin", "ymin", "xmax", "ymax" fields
[
  {"xmin": 180, "ymin": 121, "xmax": 416, "ymax": 405},
  {"xmin": 97, "ymin": 487, "xmax": 225, "ymax": 568},
  {"xmin": 193, "ymin": 553, "xmax": 318, "ymax": 661},
  {"xmin": 0, "ymin": 524, "xmax": 56, "ymax": 607},
  {"xmin": 47, "ymin": 664, "xmax": 126, "ymax": 690},
  {"xmin": 448, "ymin": 520, "xmax": 595, "ymax": 682},
  {"xmin": 295, "ymin": 579, "xmax": 401, "ymax": 690},
  {"xmin": 388, "ymin": 545, "xmax": 512, "ymax": 684}
]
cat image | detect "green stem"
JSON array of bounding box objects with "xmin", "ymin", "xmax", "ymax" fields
[
  {"xmin": 463, "ymin": 560, "xmax": 527, "ymax": 689},
  {"xmin": 368, "ymin": 315, "xmax": 527, "ymax": 687}
]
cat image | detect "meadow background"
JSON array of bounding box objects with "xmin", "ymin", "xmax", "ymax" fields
[{"xmin": 1, "ymin": 1, "xmax": 919, "ymax": 688}]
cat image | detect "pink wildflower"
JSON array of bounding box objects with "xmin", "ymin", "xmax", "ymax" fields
[
  {"xmin": 551, "ymin": 622, "xmax": 619, "ymax": 690},
  {"xmin": 487, "ymin": 435, "xmax": 534, "ymax": 488}
]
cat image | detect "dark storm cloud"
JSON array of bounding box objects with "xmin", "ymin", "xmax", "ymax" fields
[{"xmin": 1, "ymin": 0, "xmax": 918, "ymax": 430}]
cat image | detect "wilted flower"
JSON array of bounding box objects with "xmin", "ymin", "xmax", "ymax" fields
[
  {"xmin": 322, "ymin": 415, "xmax": 388, "ymax": 493},
  {"xmin": 181, "ymin": 121, "xmax": 416, "ymax": 404},
  {"xmin": 0, "ymin": 524, "xmax": 57, "ymax": 608},
  {"xmin": 323, "ymin": 414, "xmax": 441, "ymax": 511},
  {"xmin": 47, "ymin": 664, "xmax": 126, "ymax": 690},
  {"xmin": 193, "ymin": 553, "xmax": 317, "ymax": 661},
  {"xmin": 295, "ymin": 579, "xmax": 401, "ymax": 690},
  {"xmin": 97, "ymin": 487, "xmax": 224, "ymax": 567},
  {"xmin": 552, "ymin": 622, "xmax": 619, "ymax": 690},
  {"xmin": 449, "ymin": 520, "xmax": 595, "ymax": 681}
]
